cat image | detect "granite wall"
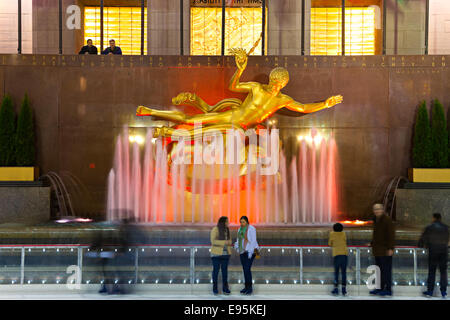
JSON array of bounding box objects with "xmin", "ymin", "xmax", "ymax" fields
[
  {"xmin": 0, "ymin": 54, "xmax": 449, "ymax": 220},
  {"xmin": 396, "ymin": 189, "xmax": 450, "ymax": 228},
  {"xmin": 0, "ymin": 186, "xmax": 51, "ymax": 225}
]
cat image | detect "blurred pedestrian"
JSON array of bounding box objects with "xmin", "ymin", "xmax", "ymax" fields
[
  {"xmin": 88, "ymin": 225, "xmax": 117, "ymax": 294},
  {"xmin": 328, "ymin": 222, "xmax": 348, "ymax": 296},
  {"xmin": 234, "ymin": 216, "xmax": 259, "ymax": 295},
  {"xmin": 210, "ymin": 216, "xmax": 232, "ymax": 295},
  {"xmin": 419, "ymin": 213, "xmax": 449, "ymax": 298},
  {"xmin": 369, "ymin": 203, "xmax": 395, "ymax": 297}
]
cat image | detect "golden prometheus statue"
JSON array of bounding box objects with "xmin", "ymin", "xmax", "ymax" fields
[
  {"xmin": 136, "ymin": 37, "xmax": 343, "ymax": 190},
  {"xmin": 136, "ymin": 40, "xmax": 343, "ymax": 139}
]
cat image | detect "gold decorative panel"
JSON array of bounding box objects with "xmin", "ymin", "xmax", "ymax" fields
[{"xmin": 190, "ymin": 7, "xmax": 267, "ymax": 56}]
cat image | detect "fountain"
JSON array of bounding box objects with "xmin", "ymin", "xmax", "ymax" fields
[
  {"xmin": 107, "ymin": 40, "xmax": 342, "ymax": 225},
  {"xmin": 106, "ymin": 127, "xmax": 339, "ymax": 225}
]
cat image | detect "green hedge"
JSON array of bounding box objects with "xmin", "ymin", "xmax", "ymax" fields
[
  {"xmin": 412, "ymin": 101, "xmax": 433, "ymax": 168},
  {"xmin": 15, "ymin": 94, "xmax": 35, "ymax": 166},
  {"xmin": 0, "ymin": 95, "xmax": 16, "ymax": 166},
  {"xmin": 0, "ymin": 94, "xmax": 36, "ymax": 167},
  {"xmin": 431, "ymin": 99, "xmax": 448, "ymax": 168}
]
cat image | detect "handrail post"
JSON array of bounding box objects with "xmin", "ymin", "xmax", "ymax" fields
[
  {"xmin": 135, "ymin": 247, "xmax": 139, "ymax": 284},
  {"xmin": 77, "ymin": 247, "xmax": 83, "ymax": 283},
  {"xmin": 299, "ymin": 248, "xmax": 303, "ymax": 285},
  {"xmin": 190, "ymin": 247, "xmax": 195, "ymax": 285},
  {"xmin": 356, "ymin": 248, "xmax": 361, "ymax": 286},
  {"xmin": 20, "ymin": 247, "xmax": 25, "ymax": 285},
  {"xmin": 413, "ymin": 248, "xmax": 417, "ymax": 286}
]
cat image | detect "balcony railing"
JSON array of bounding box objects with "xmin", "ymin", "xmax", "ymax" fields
[{"xmin": 0, "ymin": 245, "xmax": 448, "ymax": 287}]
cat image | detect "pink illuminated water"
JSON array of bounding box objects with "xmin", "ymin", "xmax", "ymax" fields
[{"xmin": 107, "ymin": 127, "xmax": 339, "ymax": 225}]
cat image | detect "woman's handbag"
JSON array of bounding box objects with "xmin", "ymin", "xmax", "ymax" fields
[{"xmin": 254, "ymin": 248, "xmax": 261, "ymax": 259}]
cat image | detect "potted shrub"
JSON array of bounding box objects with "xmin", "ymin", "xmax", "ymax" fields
[
  {"xmin": 0, "ymin": 94, "xmax": 38, "ymax": 181},
  {"xmin": 0, "ymin": 94, "xmax": 15, "ymax": 167},
  {"xmin": 409, "ymin": 99, "xmax": 450, "ymax": 183}
]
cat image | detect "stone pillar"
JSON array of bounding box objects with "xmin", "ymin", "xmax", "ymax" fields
[
  {"xmin": 267, "ymin": 0, "xmax": 304, "ymax": 55},
  {"xmin": 429, "ymin": 0, "xmax": 450, "ymax": 54},
  {"xmin": 0, "ymin": 0, "xmax": 33, "ymax": 54},
  {"xmin": 32, "ymin": 0, "xmax": 83, "ymax": 54},
  {"xmin": 385, "ymin": 0, "xmax": 426, "ymax": 55},
  {"xmin": 304, "ymin": 0, "xmax": 311, "ymax": 56},
  {"xmin": 147, "ymin": 0, "xmax": 189, "ymax": 55}
]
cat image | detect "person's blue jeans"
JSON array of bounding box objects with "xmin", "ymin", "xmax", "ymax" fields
[
  {"xmin": 333, "ymin": 255, "xmax": 348, "ymax": 287},
  {"xmin": 240, "ymin": 252, "xmax": 255, "ymax": 288},
  {"xmin": 211, "ymin": 255, "xmax": 230, "ymax": 288},
  {"xmin": 375, "ymin": 256, "xmax": 393, "ymax": 292}
]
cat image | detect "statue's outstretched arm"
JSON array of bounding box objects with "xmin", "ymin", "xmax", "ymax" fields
[{"xmin": 285, "ymin": 95, "xmax": 343, "ymax": 113}]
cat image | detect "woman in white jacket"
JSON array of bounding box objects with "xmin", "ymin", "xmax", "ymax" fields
[{"xmin": 234, "ymin": 216, "xmax": 259, "ymax": 295}]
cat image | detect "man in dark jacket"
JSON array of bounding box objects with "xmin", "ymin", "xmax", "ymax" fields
[
  {"xmin": 369, "ymin": 203, "xmax": 395, "ymax": 296},
  {"xmin": 79, "ymin": 39, "xmax": 98, "ymax": 55},
  {"xmin": 102, "ymin": 39, "xmax": 122, "ymax": 55},
  {"xmin": 419, "ymin": 213, "xmax": 449, "ymax": 298}
]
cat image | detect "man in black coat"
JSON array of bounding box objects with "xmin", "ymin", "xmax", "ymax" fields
[
  {"xmin": 79, "ymin": 39, "xmax": 98, "ymax": 55},
  {"xmin": 369, "ymin": 203, "xmax": 395, "ymax": 296},
  {"xmin": 419, "ymin": 213, "xmax": 449, "ymax": 298}
]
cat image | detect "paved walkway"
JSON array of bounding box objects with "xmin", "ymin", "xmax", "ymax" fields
[{"xmin": 0, "ymin": 292, "xmax": 443, "ymax": 300}]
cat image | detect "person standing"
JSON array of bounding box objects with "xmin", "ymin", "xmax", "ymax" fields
[
  {"xmin": 234, "ymin": 216, "xmax": 259, "ymax": 295},
  {"xmin": 419, "ymin": 213, "xmax": 449, "ymax": 298},
  {"xmin": 210, "ymin": 216, "xmax": 232, "ymax": 295},
  {"xmin": 369, "ymin": 203, "xmax": 395, "ymax": 297},
  {"xmin": 102, "ymin": 39, "xmax": 122, "ymax": 55},
  {"xmin": 328, "ymin": 223, "xmax": 348, "ymax": 296},
  {"xmin": 78, "ymin": 39, "xmax": 98, "ymax": 55}
]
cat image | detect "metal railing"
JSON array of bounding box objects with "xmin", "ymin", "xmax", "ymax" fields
[{"xmin": 0, "ymin": 245, "xmax": 447, "ymax": 287}]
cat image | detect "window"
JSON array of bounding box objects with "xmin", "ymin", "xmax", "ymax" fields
[
  {"xmin": 190, "ymin": 6, "xmax": 267, "ymax": 55},
  {"xmin": 311, "ymin": 3, "xmax": 377, "ymax": 55},
  {"xmin": 84, "ymin": 6, "xmax": 147, "ymax": 55}
]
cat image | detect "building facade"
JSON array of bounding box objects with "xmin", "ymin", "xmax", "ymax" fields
[{"xmin": 1, "ymin": 0, "xmax": 449, "ymax": 55}]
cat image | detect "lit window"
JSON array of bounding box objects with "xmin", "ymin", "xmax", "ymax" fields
[
  {"xmin": 84, "ymin": 7, "xmax": 147, "ymax": 55},
  {"xmin": 311, "ymin": 7, "xmax": 376, "ymax": 55},
  {"xmin": 190, "ymin": 7, "xmax": 267, "ymax": 56}
]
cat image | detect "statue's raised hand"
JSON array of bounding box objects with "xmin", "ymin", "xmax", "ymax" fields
[
  {"xmin": 325, "ymin": 95, "xmax": 343, "ymax": 108},
  {"xmin": 229, "ymin": 48, "xmax": 248, "ymax": 71}
]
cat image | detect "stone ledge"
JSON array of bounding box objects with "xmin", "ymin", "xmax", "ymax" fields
[
  {"xmin": 0, "ymin": 186, "xmax": 50, "ymax": 225},
  {"xmin": 396, "ymin": 189, "xmax": 450, "ymax": 227},
  {"xmin": 0, "ymin": 54, "xmax": 448, "ymax": 69}
]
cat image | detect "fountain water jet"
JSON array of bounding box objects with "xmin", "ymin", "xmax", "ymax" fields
[{"xmin": 107, "ymin": 127, "xmax": 340, "ymax": 225}]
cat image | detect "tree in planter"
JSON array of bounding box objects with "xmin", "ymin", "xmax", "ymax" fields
[
  {"xmin": 412, "ymin": 101, "xmax": 433, "ymax": 168},
  {"xmin": 0, "ymin": 95, "xmax": 16, "ymax": 166},
  {"xmin": 15, "ymin": 94, "xmax": 35, "ymax": 166},
  {"xmin": 430, "ymin": 99, "xmax": 448, "ymax": 168}
]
